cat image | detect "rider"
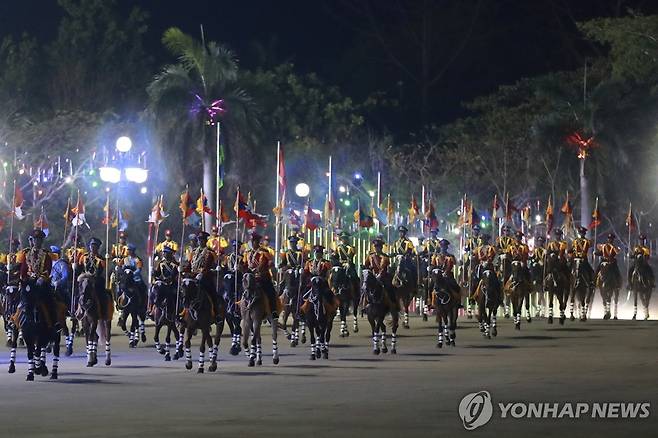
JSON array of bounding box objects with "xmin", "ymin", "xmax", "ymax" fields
[
  {"xmin": 594, "ymin": 233, "xmax": 622, "ymax": 289},
  {"xmin": 304, "ymin": 245, "xmax": 333, "ymax": 279},
  {"xmin": 392, "ymin": 225, "xmax": 416, "ymax": 257},
  {"xmin": 3, "ymin": 237, "xmax": 22, "ymax": 283},
  {"xmin": 279, "ymin": 235, "xmax": 305, "ymax": 271},
  {"xmin": 78, "ymin": 237, "xmax": 109, "ymax": 310},
  {"xmin": 530, "ymin": 235, "xmax": 547, "ymax": 268},
  {"xmin": 122, "ymin": 244, "xmax": 148, "ymax": 305},
  {"xmin": 430, "ymin": 239, "xmax": 460, "ymax": 295},
  {"xmin": 422, "ymin": 228, "xmax": 441, "ymax": 258},
  {"xmin": 496, "ymin": 225, "xmax": 515, "ymax": 255},
  {"xmin": 183, "ymin": 233, "xmax": 199, "ymax": 266},
  {"xmin": 50, "ymin": 245, "xmax": 72, "ymax": 308},
  {"xmin": 111, "ymin": 231, "xmax": 130, "ymax": 268},
  {"xmin": 628, "ymin": 233, "xmax": 655, "ymax": 287},
  {"xmin": 243, "ymin": 232, "xmax": 278, "ymax": 319},
  {"xmin": 332, "ymin": 231, "xmax": 359, "ymax": 294},
  {"xmin": 509, "ymin": 231, "xmax": 531, "ymax": 282},
  {"xmin": 207, "ymin": 225, "xmax": 228, "ymax": 256},
  {"xmin": 568, "ymin": 226, "xmax": 594, "ymax": 288},
  {"xmin": 150, "ymin": 246, "xmax": 179, "ymax": 314},
  {"xmin": 18, "ymin": 229, "xmax": 58, "ymax": 328},
  {"xmin": 155, "ymin": 229, "xmax": 179, "ymax": 260},
  {"xmin": 188, "ymin": 231, "xmax": 221, "ymax": 320},
  {"xmin": 364, "ymin": 237, "xmax": 395, "ymax": 306}
]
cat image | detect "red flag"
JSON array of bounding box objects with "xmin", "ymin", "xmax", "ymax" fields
[
  {"xmin": 424, "ymin": 200, "xmax": 439, "ymax": 231},
  {"xmin": 179, "ymin": 189, "xmax": 195, "ymax": 218},
  {"xmin": 590, "ymin": 203, "xmax": 601, "ymax": 229},
  {"xmin": 408, "ymin": 195, "xmax": 420, "ymax": 222},
  {"xmin": 545, "ymin": 195, "xmax": 554, "ymax": 235},
  {"xmin": 102, "ymin": 197, "xmax": 111, "ymax": 225},
  {"xmin": 304, "ymin": 205, "xmax": 322, "ymax": 231},
  {"xmin": 626, "ymin": 203, "xmax": 636, "ymax": 232},
  {"xmin": 560, "ymin": 192, "xmax": 573, "ymax": 215}
]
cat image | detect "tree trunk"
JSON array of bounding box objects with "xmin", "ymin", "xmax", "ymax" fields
[
  {"xmin": 580, "ymin": 158, "xmax": 589, "ymax": 230},
  {"xmin": 203, "ymin": 157, "xmax": 214, "ymax": 231}
]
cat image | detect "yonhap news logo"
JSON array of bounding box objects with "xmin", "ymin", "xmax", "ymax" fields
[{"xmin": 458, "ymin": 391, "xmax": 651, "ymax": 431}]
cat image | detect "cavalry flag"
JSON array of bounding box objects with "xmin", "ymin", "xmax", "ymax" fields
[
  {"xmin": 626, "ymin": 203, "xmax": 636, "ymax": 232},
  {"xmin": 34, "ymin": 210, "xmax": 49, "ymax": 237},
  {"xmin": 112, "ymin": 209, "xmax": 129, "ymax": 231},
  {"xmin": 276, "ymin": 144, "xmax": 287, "ymax": 215},
  {"xmin": 196, "ymin": 189, "xmax": 215, "ymax": 217},
  {"xmin": 285, "ymin": 208, "xmax": 302, "ymax": 229},
  {"xmin": 545, "ymin": 195, "xmax": 554, "ymax": 235},
  {"xmin": 504, "ymin": 193, "xmax": 516, "ymax": 221},
  {"xmin": 560, "ymin": 192, "xmax": 573, "ymax": 231},
  {"xmin": 71, "ymin": 194, "xmax": 88, "ymax": 227},
  {"xmin": 354, "ymin": 205, "xmax": 374, "ymax": 228},
  {"xmin": 304, "ymin": 203, "xmax": 322, "ymax": 231},
  {"xmin": 147, "ymin": 196, "xmax": 167, "ymax": 225},
  {"xmin": 372, "ymin": 202, "xmax": 388, "ymax": 226},
  {"xmin": 423, "ymin": 200, "xmax": 439, "ymax": 231},
  {"xmin": 102, "ymin": 197, "xmax": 111, "ymax": 225},
  {"xmin": 179, "ymin": 189, "xmax": 196, "ymax": 219},
  {"xmin": 492, "ymin": 194, "xmax": 500, "ymax": 223},
  {"xmin": 13, "ymin": 184, "xmax": 25, "ymax": 219},
  {"xmin": 235, "ymin": 190, "xmax": 267, "ymax": 227},
  {"xmin": 408, "ymin": 195, "xmax": 420, "ymax": 223},
  {"xmin": 590, "ymin": 198, "xmax": 601, "ymax": 229},
  {"xmin": 386, "ymin": 194, "xmax": 395, "ymax": 226},
  {"xmin": 219, "ymin": 202, "xmax": 232, "ymax": 225}
]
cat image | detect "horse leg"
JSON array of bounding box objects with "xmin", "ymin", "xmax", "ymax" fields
[
  {"xmin": 50, "ymin": 331, "xmax": 60, "ymax": 380},
  {"xmin": 613, "ymin": 289, "xmax": 619, "ymax": 320},
  {"xmin": 197, "ymin": 328, "xmax": 207, "ymax": 374},
  {"xmin": 174, "ymin": 326, "xmax": 184, "ymax": 360},
  {"xmin": 632, "ymin": 289, "xmax": 638, "ymax": 320},
  {"xmin": 65, "ymin": 319, "xmax": 74, "ymax": 356},
  {"xmin": 281, "ymin": 306, "xmax": 290, "ymax": 339},
  {"xmin": 369, "ymin": 316, "xmax": 379, "ymax": 355},
  {"xmin": 449, "ymin": 308, "xmax": 457, "ymax": 346},
  {"xmin": 91, "ymin": 322, "xmax": 99, "ymax": 366},
  {"xmin": 209, "ymin": 321, "xmax": 222, "ymax": 372},
  {"xmin": 8, "ymin": 327, "xmax": 17, "ymax": 373},
  {"xmin": 437, "ymin": 314, "xmax": 444, "ymax": 348},
  {"xmin": 403, "ymin": 297, "xmax": 410, "ymax": 329},
  {"xmin": 300, "ymin": 318, "xmax": 307, "ymax": 344},
  {"xmin": 39, "ymin": 345, "xmax": 49, "ymax": 376},
  {"xmin": 569, "ymin": 289, "xmax": 576, "ymax": 321},
  {"xmin": 154, "ymin": 322, "xmax": 164, "ymax": 354},
  {"xmin": 352, "ymin": 296, "xmax": 359, "ymax": 333},
  {"xmin": 339, "ymin": 302, "xmax": 347, "ymax": 337},
  {"xmin": 547, "ymin": 291, "xmax": 555, "ymax": 324},
  {"xmin": 164, "ymin": 325, "xmax": 172, "ymax": 362},
  {"xmin": 290, "ymin": 316, "xmax": 299, "ymax": 348},
  {"xmin": 270, "ymin": 315, "xmax": 279, "ymax": 365},
  {"xmin": 513, "ymin": 295, "xmax": 521, "ymax": 330},
  {"xmin": 380, "ymin": 320, "xmax": 388, "ymax": 354},
  {"xmin": 309, "ymin": 321, "xmax": 317, "ymax": 360},
  {"xmin": 391, "ymin": 311, "xmax": 399, "ymax": 354},
  {"xmin": 184, "ymin": 328, "xmax": 193, "ymax": 370},
  {"xmin": 558, "ymin": 292, "xmax": 566, "ymax": 325},
  {"xmin": 139, "ymin": 315, "xmax": 147, "ymax": 343},
  {"xmin": 26, "ymin": 339, "xmax": 35, "ymax": 381},
  {"xmin": 525, "ymin": 291, "xmax": 532, "ymax": 323},
  {"xmin": 491, "ymin": 307, "xmax": 498, "ymax": 337}
]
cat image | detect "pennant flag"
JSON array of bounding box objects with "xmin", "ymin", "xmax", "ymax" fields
[
  {"xmin": 235, "ymin": 190, "xmax": 268, "ymax": 227},
  {"xmin": 112, "ymin": 209, "xmax": 128, "ymax": 231},
  {"xmin": 408, "ymin": 195, "xmax": 420, "ymax": 223},
  {"xmin": 492, "ymin": 194, "xmax": 500, "ymax": 223},
  {"xmin": 521, "ymin": 204, "xmax": 531, "ymax": 225},
  {"xmin": 219, "ymin": 202, "xmax": 231, "ymax": 224},
  {"xmin": 179, "ymin": 189, "xmax": 195, "ymax": 219},
  {"xmin": 560, "ymin": 192, "xmax": 573, "ymax": 215},
  {"xmin": 626, "ymin": 202, "xmax": 636, "ymax": 232},
  {"xmin": 196, "ymin": 190, "xmax": 215, "ymax": 217},
  {"xmin": 545, "ymin": 195, "xmax": 554, "ymax": 235},
  {"xmin": 71, "ymin": 194, "xmax": 87, "ymax": 227},
  {"xmin": 304, "ymin": 204, "xmax": 322, "ymax": 231},
  {"xmin": 354, "ymin": 206, "xmax": 374, "ymax": 228},
  {"xmin": 34, "ymin": 211, "xmax": 49, "ymax": 237},
  {"xmin": 285, "ymin": 207, "xmax": 303, "ymax": 229},
  {"xmin": 13, "ymin": 185, "xmax": 24, "ymax": 219},
  {"xmin": 423, "ymin": 200, "xmax": 438, "ymax": 231},
  {"xmin": 147, "ymin": 197, "xmax": 165, "ymax": 225},
  {"xmin": 102, "ymin": 197, "xmax": 111, "ymax": 225},
  {"xmin": 386, "ymin": 194, "xmax": 395, "ymax": 226},
  {"xmin": 590, "ymin": 198, "xmax": 601, "ymax": 229},
  {"xmin": 372, "ymin": 203, "xmax": 388, "ymax": 226}
]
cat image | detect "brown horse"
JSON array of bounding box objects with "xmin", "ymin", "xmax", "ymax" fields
[
  {"xmin": 544, "ymin": 252, "xmax": 570, "ymax": 324},
  {"xmin": 301, "ymin": 276, "xmax": 337, "ymax": 360},
  {"xmin": 362, "ymin": 269, "xmax": 399, "ymax": 355},
  {"xmin": 392, "ymin": 254, "xmax": 417, "ymax": 329},
  {"xmin": 328, "ymin": 265, "xmax": 359, "ymax": 337},
  {"xmin": 239, "ymin": 273, "xmax": 279, "ymax": 366},
  {"xmin": 179, "ymin": 275, "xmax": 214, "ymax": 373},
  {"xmin": 151, "ymin": 280, "xmax": 182, "ymax": 361},
  {"xmin": 428, "ymin": 268, "xmax": 460, "ymax": 347},
  {"xmin": 629, "ymin": 253, "xmax": 654, "ymax": 320},
  {"xmin": 76, "ymin": 273, "xmax": 113, "ymax": 367},
  {"xmin": 504, "ymin": 261, "xmax": 532, "ymax": 330}
]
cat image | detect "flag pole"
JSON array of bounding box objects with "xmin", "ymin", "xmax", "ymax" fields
[
  {"xmin": 175, "ymin": 220, "xmax": 186, "ymax": 319},
  {"xmin": 275, "ymin": 141, "xmax": 281, "ymax": 268},
  {"xmin": 70, "ymin": 189, "xmax": 81, "ymax": 315},
  {"xmin": 62, "ymin": 196, "xmax": 71, "ymax": 247},
  {"xmin": 8, "ymin": 178, "xmax": 17, "ymax": 285},
  {"xmin": 234, "ymin": 187, "xmax": 241, "ymax": 300},
  {"xmin": 105, "ymin": 190, "xmax": 111, "ymax": 290},
  {"xmin": 216, "ymin": 121, "xmax": 221, "ymax": 227},
  {"xmin": 591, "ymin": 196, "xmax": 599, "ymax": 265},
  {"xmin": 376, "ymin": 171, "xmax": 381, "ymax": 234}
]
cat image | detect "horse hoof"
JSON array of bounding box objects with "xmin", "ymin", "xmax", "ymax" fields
[
  {"xmin": 248, "ymin": 359, "xmax": 255, "ymax": 367},
  {"xmin": 315, "ymin": 349, "xmax": 321, "ymax": 358},
  {"xmin": 46, "ymin": 345, "xmax": 52, "ymax": 354},
  {"xmin": 559, "ymin": 317, "xmax": 565, "ymax": 325},
  {"xmin": 26, "ymin": 374, "xmax": 34, "ymax": 381},
  {"xmin": 105, "ymin": 358, "xmax": 112, "ymax": 366},
  {"xmin": 208, "ymin": 363, "xmax": 217, "ymax": 372},
  {"xmin": 603, "ymin": 313, "xmax": 610, "ymax": 320},
  {"xmin": 423, "ymin": 314, "xmax": 428, "ymax": 322},
  {"xmin": 50, "ymin": 371, "xmax": 58, "ymax": 380},
  {"xmin": 632, "ymin": 315, "xmax": 636, "ymax": 321},
  {"xmin": 86, "ymin": 362, "xmax": 93, "ymax": 368},
  {"xmin": 322, "ymin": 351, "xmax": 328, "ymax": 360},
  {"xmin": 353, "ymin": 327, "xmax": 359, "ymax": 333},
  {"xmin": 548, "ymin": 316, "xmax": 554, "ymax": 324},
  {"xmin": 570, "ymin": 315, "xmax": 575, "ymax": 321},
  {"xmin": 580, "ymin": 316, "xmax": 587, "ymax": 322},
  {"xmin": 487, "ymin": 334, "xmax": 491, "ymax": 339},
  {"xmin": 230, "ymin": 345, "xmax": 240, "ymax": 356},
  {"xmin": 286, "ymin": 333, "xmax": 292, "ymax": 340},
  {"xmin": 373, "ymin": 349, "xmax": 380, "ymax": 355},
  {"xmin": 403, "ymin": 324, "xmax": 410, "ymax": 329},
  {"xmin": 141, "ymin": 334, "xmax": 147, "ymax": 342},
  {"xmin": 91, "ymin": 358, "xmax": 98, "ymax": 366},
  {"xmin": 527, "ymin": 318, "xmax": 532, "ymax": 323},
  {"xmin": 436, "ymin": 343, "xmax": 443, "ymax": 349},
  {"xmin": 613, "ymin": 316, "xmax": 618, "ymax": 320},
  {"xmin": 197, "ymin": 368, "xmax": 204, "ymax": 374},
  {"xmin": 8, "ymin": 363, "xmax": 15, "ymax": 374},
  {"xmin": 157, "ymin": 348, "xmax": 166, "ymax": 355},
  {"xmin": 185, "ymin": 361, "xmax": 193, "ymax": 370},
  {"xmin": 504, "ymin": 314, "xmax": 510, "ymax": 319},
  {"xmin": 492, "ymin": 328, "xmax": 498, "ymax": 337},
  {"xmin": 164, "ymin": 355, "xmax": 171, "ymax": 362},
  {"xmin": 290, "ymin": 341, "xmax": 297, "ymax": 348},
  {"xmin": 38, "ymin": 366, "xmax": 49, "ymax": 377},
  {"xmin": 339, "ymin": 333, "xmax": 345, "ymax": 338},
  {"xmin": 301, "ymin": 337, "xmax": 307, "ymax": 344},
  {"xmin": 344, "ymin": 331, "xmax": 349, "ymax": 337},
  {"xmin": 257, "ymin": 359, "xmax": 262, "ymax": 366},
  {"xmin": 515, "ymin": 324, "xmax": 520, "ymax": 330},
  {"xmin": 391, "ymin": 348, "xmax": 397, "ymax": 354},
  {"xmin": 273, "ymin": 357, "xmax": 280, "ymax": 365},
  {"xmin": 65, "ymin": 346, "xmax": 73, "ymax": 357},
  {"xmin": 466, "ymin": 314, "xmax": 473, "ymax": 320},
  {"xmin": 310, "ymin": 354, "xmax": 316, "ymax": 360},
  {"xmin": 382, "ymin": 347, "xmax": 388, "ymax": 354},
  {"xmin": 173, "ymin": 352, "xmax": 180, "ymax": 360}
]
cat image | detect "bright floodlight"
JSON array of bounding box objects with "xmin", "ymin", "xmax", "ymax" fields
[
  {"xmin": 339, "ymin": 185, "xmax": 346, "ymax": 193},
  {"xmin": 99, "ymin": 166, "xmax": 121, "ymax": 184},
  {"xmin": 116, "ymin": 136, "xmax": 133, "ymax": 153},
  {"xmin": 140, "ymin": 186, "xmax": 148, "ymax": 194},
  {"xmin": 125, "ymin": 167, "xmax": 148, "ymax": 184},
  {"xmin": 535, "ymin": 214, "xmax": 542, "ymax": 223},
  {"xmin": 368, "ymin": 190, "xmax": 375, "ymax": 197},
  {"xmin": 295, "ymin": 183, "xmax": 310, "ymax": 198},
  {"xmin": 354, "ymin": 172, "xmax": 362, "ymax": 180}
]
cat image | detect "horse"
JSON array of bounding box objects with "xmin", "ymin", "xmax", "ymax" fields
[
  {"xmin": 504, "ymin": 260, "xmax": 532, "ymax": 330},
  {"xmin": 497, "ymin": 252, "xmax": 512, "ymax": 318},
  {"xmin": 569, "ymin": 257, "xmax": 592, "ymax": 322},
  {"xmin": 115, "ymin": 267, "xmax": 147, "ymax": 347},
  {"xmin": 221, "ymin": 269, "xmax": 243, "ymax": 356},
  {"xmin": 528, "ymin": 256, "xmax": 546, "ymax": 317},
  {"xmin": 543, "ymin": 252, "xmax": 570, "ymax": 324},
  {"xmin": 150, "ymin": 279, "xmax": 182, "ymax": 361},
  {"xmin": 428, "ymin": 268, "xmax": 460, "ymax": 347},
  {"xmin": 179, "ymin": 275, "xmax": 214, "ymax": 373},
  {"xmin": 628, "ymin": 253, "xmax": 654, "ymax": 320},
  {"xmin": 328, "ymin": 265, "xmax": 359, "ymax": 337},
  {"xmin": 392, "ymin": 254, "xmax": 417, "ymax": 329},
  {"xmin": 9, "ymin": 281, "xmax": 66, "ymax": 380},
  {"xmin": 76, "ymin": 273, "xmax": 113, "ymax": 367},
  {"xmin": 301, "ymin": 276, "xmax": 337, "ymax": 360},
  {"xmin": 596, "ymin": 260, "xmax": 622, "ymax": 320},
  {"xmin": 361, "ymin": 269, "xmax": 399, "ymax": 355},
  {"xmin": 239, "ymin": 273, "xmax": 279, "ymax": 366},
  {"xmin": 278, "ymin": 266, "xmax": 306, "ymax": 346},
  {"xmin": 475, "ymin": 264, "xmax": 501, "ymax": 338},
  {"xmin": 53, "ymin": 282, "xmax": 78, "ymax": 357}
]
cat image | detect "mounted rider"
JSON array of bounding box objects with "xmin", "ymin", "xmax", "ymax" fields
[
  {"xmin": 303, "ymin": 245, "xmax": 334, "ymax": 300},
  {"xmin": 279, "ymin": 235, "xmax": 305, "ymax": 271},
  {"xmin": 568, "ymin": 226, "xmax": 595, "ymax": 287},
  {"xmin": 331, "ymin": 231, "xmax": 359, "ymax": 293},
  {"xmin": 547, "ymin": 228, "xmax": 568, "ymax": 262},
  {"xmin": 50, "ymin": 245, "xmax": 72, "ymax": 309},
  {"xmin": 111, "ymin": 231, "xmax": 130, "ymax": 267},
  {"xmin": 430, "ymin": 238, "xmax": 461, "ymax": 295},
  {"xmin": 207, "ymin": 225, "xmax": 228, "ymax": 256},
  {"xmin": 422, "ymin": 228, "xmax": 441, "ymax": 258},
  {"xmin": 495, "ymin": 225, "xmax": 515, "ymax": 254},
  {"xmin": 183, "ymin": 233, "xmax": 198, "ymax": 267},
  {"xmin": 243, "ymin": 232, "xmax": 278, "ymax": 319},
  {"xmin": 149, "ymin": 246, "xmax": 179, "ymax": 315},
  {"xmin": 364, "ymin": 237, "xmax": 395, "ymax": 305},
  {"xmin": 77, "ymin": 237, "xmax": 110, "ymax": 318},
  {"xmin": 188, "ymin": 231, "xmax": 221, "ymax": 321},
  {"xmin": 18, "ymin": 229, "xmax": 58, "ymax": 328},
  {"xmin": 392, "ymin": 225, "xmax": 416, "ymax": 257},
  {"xmin": 121, "ymin": 244, "xmax": 148, "ymax": 305},
  {"xmin": 3, "ymin": 237, "xmax": 22, "ymax": 283},
  {"xmin": 155, "ymin": 229, "xmax": 179, "ymax": 260},
  {"xmin": 628, "ymin": 233, "xmax": 655, "ymax": 287},
  {"xmin": 509, "ymin": 231, "xmax": 531, "ymax": 278},
  {"xmin": 594, "ymin": 233, "xmax": 622, "ymax": 290}
]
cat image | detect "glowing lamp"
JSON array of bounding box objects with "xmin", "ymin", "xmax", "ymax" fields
[
  {"xmin": 125, "ymin": 167, "xmax": 148, "ymax": 184},
  {"xmin": 99, "ymin": 166, "xmax": 121, "ymax": 184},
  {"xmin": 115, "ymin": 136, "xmax": 133, "ymax": 153}
]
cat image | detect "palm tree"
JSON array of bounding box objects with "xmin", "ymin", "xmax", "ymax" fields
[{"xmin": 147, "ymin": 27, "xmax": 257, "ymax": 228}]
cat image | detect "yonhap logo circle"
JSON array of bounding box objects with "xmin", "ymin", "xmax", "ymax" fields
[{"xmin": 459, "ymin": 391, "xmax": 493, "ymax": 430}]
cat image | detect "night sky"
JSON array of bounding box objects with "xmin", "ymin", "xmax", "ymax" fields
[{"xmin": 3, "ymin": 0, "xmax": 658, "ymax": 127}]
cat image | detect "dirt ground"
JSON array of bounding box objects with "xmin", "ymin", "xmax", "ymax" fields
[{"xmin": 0, "ymin": 311, "xmax": 656, "ymax": 438}]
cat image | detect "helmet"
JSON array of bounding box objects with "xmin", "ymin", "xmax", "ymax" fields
[
  {"xmin": 119, "ymin": 231, "xmax": 127, "ymax": 239},
  {"xmin": 339, "ymin": 231, "xmax": 351, "ymax": 239},
  {"xmin": 372, "ymin": 237, "xmax": 385, "ymax": 247},
  {"xmin": 197, "ymin": 231, "xmax": 210, "ymax": 240},
  {"xmin": 165, "ymin": 229, "xmax": 172, "ymax": 237},
  {"xmin": 250, "ymin": 232, "xmax": 262, "ymax": 241},
  {"xmin": 88, "ymin": 237, "xmax": 102, "ymax": 248},
  {"xmin": 211, "ymin": 225, "xmax": 219, "ymax": 234},
  {"xmin": 288, "ymin": 235, "xmax": 300, "ymax": 243},
  {"xmin": 397, "ymin": 225, "xmax": 408, "ymax": 233},
  {"xmin": 607, "ymin": 233, "xmax": 616, "ymax": 241},
  {"xmin": 639, "ymin": 233, "xmax": 648, "ymax": 241},
  {"xmin": 577, "ymin": 226, "xmax": 588, "ymax": 235},
  {"xmin": 439, "ymin": 239, "xmax": 450, "ymax": 247},
  {"xmin": 127, "ymin": 243, "xmax": 137, "ymax": 251},
  {"xmin": 162, "ymin": 246, "xmax": 174, "ymax": 254},
  {"xmin": 50, "ymin": 245, "xmax": 61, "ymax": 254}
]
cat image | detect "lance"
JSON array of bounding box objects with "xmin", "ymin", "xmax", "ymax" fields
[
  {"xmin": 591, "ymin": 196, "xmax": 599, "ymax": 266},
  {"xmin": 62, "ymin": 196, "xmax": 71, "ymax": 247},
  {"xmin": 234, "ymin": 187, "xmax": 241, "ymax": 302},
  {"xmin": 626, "ymin": 203, "xmax": 633, "ymax": 302},
  {"xmin": 7, "ymin": 178, "xmax": 17, "ymax": 286},
  {"xmin": 70, "ymin": 189, "xmax": 80, "ymax": 315},
  {"xmin": 215, "ymin": 199, "xmax": 223, "ymax": 305},
  {"xmin": 175, "ymin": 221, "xmax": 186, "ymax": 318},
  {"xmin": 104, "ymin": 191, "xmax": 111, "ymax": 290}
]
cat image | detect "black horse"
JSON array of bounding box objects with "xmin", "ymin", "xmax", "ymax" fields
[
  {"xmin": 116, "ymin": 267, "xmax": 147, "ymax": 347},
  {"xmin": 428, "ymin": 267, "xmax": 459, "ymax": 347},
  {"xmin": 569, "ymin": 257, "xmax": 592, "ymax": 322},
  {"xmin": 301, "ymin": 276, "xmax": 337, "ymax": 360},
  {"xmin": 475, "ymin": 264, "xmax": 501, "ymax": 339},
  {"xmin": 544, "ymin": 252, "xmax": 570, "ymax": 324},
  {"xmin": 151, "ymin": 280, "xmax": 182, "ymax": 361},
  {"xmin": 221, "ymin": 269, "xmax": 243, "ymax": 356},
  {"xmin": 279, "ymin": 266, "xmax": 306, "ymax": 346},
  {"xmin": 362, "ymin": 269, "xmax": 399, "ymax": 355},
  {"xmin": 628, "ymin": 252, "xmax": 654, "ymax": 320},
  {"xmin": 329, "ymin": 265, "xmax": 359, "ymax": 337}
]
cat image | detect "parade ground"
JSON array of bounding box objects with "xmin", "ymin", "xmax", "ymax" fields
[{"xmin": 1, "ymin": 313, "xmax": 656, "ymax": 438}]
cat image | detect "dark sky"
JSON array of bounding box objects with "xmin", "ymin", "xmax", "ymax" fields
[{"xmin": 2, "ymin": 0, "xmax": 658, "ymax": 129}]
